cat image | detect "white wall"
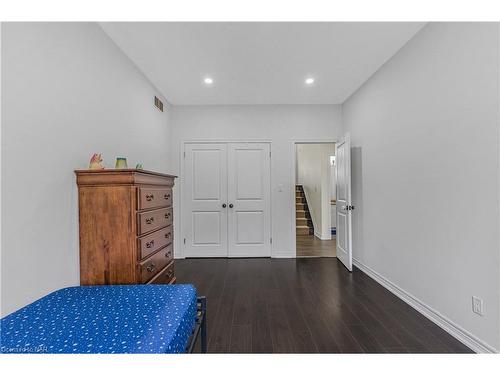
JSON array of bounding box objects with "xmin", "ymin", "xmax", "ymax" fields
[
  {"xmin": 296, "ymin": 143, "xmax": 335, "ymax": 239},
  {"xmin": 170, "ymin": 105, "xmax": 342, "ymax": 258},
  {"xmin": 342, "ymin": 23, "xmax": 500, "ymax": 352},
  {"xmin": 1, "ymin": 23, "xmax": 172, "ymax": 316}
]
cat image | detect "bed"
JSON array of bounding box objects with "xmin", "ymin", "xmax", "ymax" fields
[{"xmin": 0, "ymin": 284, "xmax": 206, "ymax": 354}]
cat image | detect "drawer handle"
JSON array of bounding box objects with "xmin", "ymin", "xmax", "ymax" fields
[
  {"xmin": 146, "ymin": 240, "xmax": 155, "ymax": 249},
  {"xmin": 145, "ymin": 217, "xmax": 154, "ymax": 224},
  {"xmin": 146, "ymin": 263, "xmax": 156, "ymax": 273},
  {"xmin": 166, "ymin": 270, "xmax": 173, "ymax": 278},
  {"xmin": 146, "ymin": 194, "xmax": 154, "ymax": 201},
  {"xmin": 164, "ymin": 212, "xmax": 171, "ymax": 219},
  {"xmin": 166, "ymin": 251, "xmax": 172, "ymax": 258},
  {"xmin": 164, "ymin": 193, "xmax": 171, "ymax": 200},
  {"xmin": 165, "ymin": 232, "xmax": 171, "ymax": 239}
]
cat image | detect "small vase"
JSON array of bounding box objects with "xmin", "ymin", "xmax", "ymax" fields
[{"xmin": 115, "ymin": 157, "xmax": 128, "ymax": 169}]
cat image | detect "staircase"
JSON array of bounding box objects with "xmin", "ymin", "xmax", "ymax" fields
[{"xmin": 296, "ymin": 185, "xmax": 314, "ymax": 235}]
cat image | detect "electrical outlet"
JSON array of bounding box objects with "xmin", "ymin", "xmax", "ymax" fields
[{"xmin": 472, "ymin": 296, "xmax": 483, "ymax": 316}]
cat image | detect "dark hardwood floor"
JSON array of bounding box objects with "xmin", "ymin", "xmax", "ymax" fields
[
  {"xmin": 296, "ymin": 235, "xmax": 336, "ymax": 257},
  {"xmin": 176, "ymin": 258, "xmax": 473, "ymax": 353}
]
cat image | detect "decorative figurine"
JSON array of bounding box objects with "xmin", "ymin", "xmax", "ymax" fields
[
  {"xmin": 135, "ymin": 163, "xmax": 143, "ymax": 170},
  {"xmin": 115, "ymin": 157, "xmax": 128, "ymax": 169},
  {"xmin": 89, "ymin": 153, "xmax": 104, "ymax": 170}
]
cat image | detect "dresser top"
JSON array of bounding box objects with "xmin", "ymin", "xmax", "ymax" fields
[{"xmin": 75, "ymin": 169, "xmax": 177, "ymax": 186}]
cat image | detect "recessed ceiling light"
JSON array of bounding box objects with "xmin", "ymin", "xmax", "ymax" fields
[
  {"xmin": 305, "ymin": 77, "xmax": 315, "ymax": 85},
  {"xmin": 204, "ymin": 77, "xmax": 214, "ymax": 85}
]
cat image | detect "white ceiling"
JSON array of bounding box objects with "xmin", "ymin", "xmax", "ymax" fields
[{"xmin": 100, "ymin": 22, "xmax": 425, "ymax": 105}]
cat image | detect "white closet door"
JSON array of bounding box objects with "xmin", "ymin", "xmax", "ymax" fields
[
  {"xmin": 227, "ymin": 143, "xmax": 271, "ymax": 257},
  {"xmin": 335, "ymin": 134, "xmax": 353, "ymax": 271},
  {"xmin": 184, "ymin": 143, "xmax": 228, "ymax": 257}
]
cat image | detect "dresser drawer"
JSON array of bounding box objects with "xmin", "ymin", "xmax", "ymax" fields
[
  {"xmin": 138, "ymin": 225, "xmax": 173, "ymax": 260},
  {"xmin": 137, "ymin": 207, "xmax": 172, "ymax": 235},
  {"xmin": 147, "ymin": 262, "xmax": 175, "ymax": 285},
  {"xmin": 139, "ymin": 244, "xmax": 173, "ymax": 283},
  {"xmin": 138, "ymin": 187, "xmax": 172, "ymax": 210}
]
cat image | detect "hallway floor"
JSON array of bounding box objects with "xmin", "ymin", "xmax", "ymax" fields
[
  {"xmin": 296, "ymin": 235, "xmax": 336, "ymax": 257},
  {"xmin": 176, "ymin": 258, "xmax": 472, "ymax": 353}
]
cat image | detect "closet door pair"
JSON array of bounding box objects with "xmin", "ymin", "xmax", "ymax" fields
[{"xmin": 183, "ymin": 142, "xmax": 271, "ymax": 258}]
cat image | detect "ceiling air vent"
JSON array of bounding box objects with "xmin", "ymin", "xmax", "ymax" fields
[{"xmin": 154, "ymin": 96, "xmax": 164, "ymax": 112}]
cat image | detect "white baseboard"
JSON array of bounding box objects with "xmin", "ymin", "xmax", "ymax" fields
[
  {"xmin": 314, "ymin": 231, "xmax": 331, "ymax": 241},
  {"xmin": 272, "ymin": 252, "xmax": 296, "ymax": 258},
  {"xmin": 177, "ymin": 254, "xmax": 294, "ymax": 259},
  {"xmin": 353, "ymin": 258, "xmax": 498, "ymax": 354}
]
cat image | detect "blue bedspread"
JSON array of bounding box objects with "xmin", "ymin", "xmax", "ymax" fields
[{"xmin": 0, "ymin": 284, "xmax": 197, "ymax": 354}]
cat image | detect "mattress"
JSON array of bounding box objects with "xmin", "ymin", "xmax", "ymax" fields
[{"xmin": 0, "ymin": 284, "xmax": 198, "ymax": 354}]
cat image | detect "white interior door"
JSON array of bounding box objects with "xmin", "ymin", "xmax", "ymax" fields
[
  {"xmin": 184, "ymin": 143, "xmax": 228, "ymax": 257},
  {"xmin": 227, "ymin": 143, "xmax": 271, "ymax": 257},
  {"xmin": 335, "ymin": 134, "xmax": 353, "ymax": 271}
]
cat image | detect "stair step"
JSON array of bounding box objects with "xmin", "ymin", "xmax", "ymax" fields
[
  {"xmin": 296, "ymin": 226, "xmax": 310, "ymax": 235},
  {"xmin": 296, "ymin": 218, "xmax": 311, "ymax": 226},
  {"xmin": 296, "ymin": 203, "xmax": 305, "ymax": 210},
  {"xmin": 296, "ymin": 210, "xmax": 306, "ymax": 218},
  {"xmin": 296, "ymin": 197, "xmax": 304, "ymax": 203}
]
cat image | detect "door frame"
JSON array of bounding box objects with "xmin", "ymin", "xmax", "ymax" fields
[
  {"xmin": 180, "ymin": 139, "xmax": 273, "ymax": 258},
  {"xmin": 290, "ymin": 138, "xmax": 338, "ymax": 258}
]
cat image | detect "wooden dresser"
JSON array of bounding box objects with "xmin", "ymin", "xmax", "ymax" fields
[{"xmin": 75, "ymin": 169, "xmax": 176, "ymax": 286}]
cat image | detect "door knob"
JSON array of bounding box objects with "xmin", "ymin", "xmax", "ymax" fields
[
  {"xmin": 229, "ymin": 203, "xmax": 234, "ymax": 208},
  {"xmin": 222, "ymin": 203, "xmax": 227, "ymax": 208}
]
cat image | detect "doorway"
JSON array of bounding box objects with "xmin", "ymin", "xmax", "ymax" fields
[
  {"xmin": 182, "ymin": 142, "xmax": 272, "ymax": 258},
  {"xmin": 294, "ymin": 142, "xmax": 336, "ymax": 258}
]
